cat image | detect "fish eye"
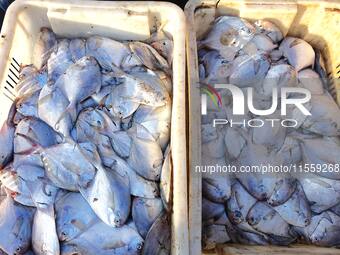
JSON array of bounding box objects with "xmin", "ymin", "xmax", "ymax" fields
[
  {"xmin": 137, "ymin": 243, "xmax": 143, "ymax": 250},
  {"xmin": 304, "ymin": 219, "xmax": 310, "ymax": 226}
]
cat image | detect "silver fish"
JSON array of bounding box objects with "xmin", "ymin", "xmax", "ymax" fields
[
  {"xmin": 56, "ymin": 56, "xmax": 101, "ymax": 121},
  {"xmin": 32, "ymin": 205, "xmax": 60, "ymax": 255},
  {"xmin": 203, "ymin": 175, "xmax": 231, "ymax": 203},
  {"xmin": 245, "ymin": 34, "xmax": 277, "ymax": 53},
  {"xmin": 127, "ymin": 124, "xmax": 163, "ymax": 181},
  {"xmin": 17, "ymin": 135, "xmax": 98, "ymax": 191},
  {"xmin": 301, "ymin": 93, "xmax": 340, "ymax": 136},
  {"xmin": 273, "ymin": 182, "xmax": 311, "ymax": 227},
  {"xmin": 48, "ymin": 39, "xmax": 73, "ymax": 83},
  {"xmin": 106, "ymin": 72, "xmax": 169, "ymax": 118},
  {"xmin": 279, "ymin": 37, "xmax": 315, "ymax": 72},
  {"xmin": 69, "ymin": 38, "xmax": 86, "ymax": 62},
  {"xmin": 224, "ymin": 127, "xmax": 246, "ymax": 161},
  {"xmin": 38, "ymin": 85, "xmax": 73, "ymax": 138},
  {"xmin": 254, "ymin": 20, "xmax": 283, "ymax": 43},
  {"xmin": 160, "ymin": 146, "xmax": 172, "ymax": 211},
  {"xmin": 300, "ymin": 137, "xmax": 340, "ymax": 180},
  {"xmin": 0, "ymin": 195, "xmax": 35, "ymax": 255},
  {"xmin": 294, "ymin": 211, "xmax": 340, "ymax": 246},
  {"xmin": 32, "ymin": 27, "xmax": 57, "ymax": 69},
  {"xmin": 202, "ymin": 224, "xmax": 230, "ymax": 250},
  {"xmin": 142, "ymin": 213, "xmax": 170, "ymax": 255},
  {"xmin": 62, "ymin": 221, "xmax": 144, "ymax": 255},
  {"xmin": 200, "ymin": 51, "xmax": 232, "ymax": 84},
  {"xmin": 128, "ymin": 42, "xmax": 170, "ymax": 73},
  {"xmin": 132, "ymin": 197, "xmax": 164, "ymax": 238},
  {"xmin": 260, "ymin": 64, "xmax": 297, "ymax": 98},
  {"xmin": 133, "ymin": 102, "xmax": 171, "ymax": 151},
  {"xmin": 86, "ymin": 36, "xmax": 130, "ymax": 70},
  {"xmin": 55, "ymin": 192, "xmax": 98, "ymax": 242},
  {"xmin": 16, "ymin": 90, "xmax": 40, "ymax": 119},
  {"xmin": 229, "ymin": 53, "xmax": 270, "ymax": 88},
  {"xmin": 247, "ymin": 202, "xmax": 290, "ymax": 237},
  {"xmin": 0, "ymin": 102, "xmax": 16, "ymax": 169},
  {"xmin": 267, "ymin": 177, "xmax": 297, "ymax": 206},
  {"xmin": 199, "ymin": 16, "xmax": 255, "ymax": 61},
  {"xmin": 202, "ymin": 197, "xmax": 225, "ymax": 221},
  {"xmin": 148, "ymin": 29, "xmax": 173, "ymax": 65},
  {"xmin": 251, "ymin": 114, "xmax": 286, "ymax": 150},
  {"xmin": 79, "ymin": 166, "xmax": 130, "ymax": 228},
  {"xmin": 16, "ymin": 66, "xmax": 47, "ymax": 96},
  {"xmin": 299, "ymin": 175, "xmax": 340, "ymax": 213},
  {"xmin": 227, "ymin": 181, "xmax": 257, "ymax": 225},
  {"xmin": 111, "ymin": 154, "xmax": 159, "ymax": 198},
  {"xmin": 276, "ymin": 135, "xmax": 302, "ymax": 165},
  {"xmin": 297, "ymin": 68, "xmax": 324, "ymax": 95}
]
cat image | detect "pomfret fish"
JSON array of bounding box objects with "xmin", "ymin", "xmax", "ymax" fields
[
  {"xmin": 32, "ymin": 27, "xmax": 57, "ymax": 69},
  {"xmin": 16, "ymin": 90, "xmax": 40, "ymax": 119},
  {"xmin": 279, "ymin": 37, "xmax": 315, "ymax": 72},
  {"xmin": 0, "ymin": 102, "xmax": 16, "ymax": 169},
  {"xmin": 32, "ymin": 205, "xmax": 60, "ymax": 255},
  {"xmin": 300, "ymin": 137, "xmax": 340, "ymax": 180},
  {"xmin": 301, "ymin": 93, "xmax": 340, "ymax": 136},
  {"xmin": 132, "ymin": 197, "xmax": 163, "ymax": 238},
  {"xmin": 142, "ymin": 213, "xmax": 170, "ymax": 255},
  {"xmin": 16, "ymin": 66, "xmax": 47, "ymax": 96},
  {"xmin": 202, "ymin": 197, "xmax": 225, "ymax": 221},
  {"xmin": 0, "ymin": 195, "xmax": 35, "ymax": 255},
  {"xmin": 273, "ymin": 182, "xmax": 311, "ymax": 227},
  {"xmin": 199, "ymin": 16, "xmax": 255, "ymax": 60},
  {"xmin": 227, "ymin": 181, "xmax": 257, "ymax": 225},
  {"xmin": 128, "ymin": 42, "xmax": 170, "ymax": 73},
  {"xmin": 202, "ymin": 224, "xmax": 230, "ymax": 250},
  {"xmin": 294, "ymin": 211, "xmax": 340, "ymax": 246},
  {"xmin": 86, "ymin": 36, "xmax": 130, "ymax": 70},
  {"xmin": 297, "ymin": 69, "xmax": 324, "ymax": 95},
  {"xmin": 127, "ymin": 124, "xmax": 163, "ymax": 181},
  {"xmin": 160, "ymin": 146, "xmax": 172, "ymax": 211},
  {"xmin": 203, "ymin": 175, "xmax": 231, "ymax": 203},
  {"xmin": 56, "ymin": 56, "xmax": 101, "ymax": 121},
  {"xmin": 260, "ymin": 64, "xmax": 297, "ymax": 97},
  {"xmin": 298, "ymin": 175, "xmax": 340, "ymax": 213},
  {"xmin": 229, "ymin": 53, "xmax": 270, "ymax": 88},
  {"xmin": 247, "ymin": 202, "xmax": 290, "ymax": 237},
  {"xmin": 62, "ymin": 221, "xmax": 144, "ymax": 255},
  {"xmin": 55, "ymin": 192, "xmax": 98, "ymax": 242},
  {"xmin": 254, "ymin": 20, "xmax": 283, "ymax": 43},
  {"xmin": 79, "ymin": 166, "xmax": 130, "ymax": 228},
  {"xmin": 48, "ymin": 39, "xmax": 73, "ymax": 83},
  {"xmin": 133, "ymin": 102, "xmax": 171, "ymax": 151},
  {"xmin": 69, "ymin": 38, "xmax": 86, "ymax": 62},
  {"xmin": 38, "ymin": 85, "xmax": 73, "ymax": 138},
  {"xmin": 111, "ymin": 154, "xmax": 159, "ymax": 198}
]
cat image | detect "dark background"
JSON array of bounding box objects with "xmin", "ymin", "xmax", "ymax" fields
[{"xmin": 0, "ymin": 0, "xmax": 188, "ymax": 29}]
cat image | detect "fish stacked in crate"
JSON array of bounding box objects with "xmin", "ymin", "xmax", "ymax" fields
[
  {"xmin": 198, "ymin": 16, "xmax": 340, "ymax": 249},
  {"xmin": 0, "ymin": 27, "xmax": 173, "ymax": 255}
]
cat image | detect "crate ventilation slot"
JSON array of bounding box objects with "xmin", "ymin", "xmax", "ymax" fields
[{"xmin": 3, "ymin": 58, "xmax": 20, "ymax": 102}]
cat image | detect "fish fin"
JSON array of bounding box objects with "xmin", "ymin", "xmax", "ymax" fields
[
  {"xmin": 289, "ymin": 38, "xmax": 301, "ymax": 48},
  {"xmin": 15, "ymin": 133, "xmax": 43, "ymax": 155},
  {"xmin": 55, "ymin": 102, "xmax": 77, "ymax": 129}
]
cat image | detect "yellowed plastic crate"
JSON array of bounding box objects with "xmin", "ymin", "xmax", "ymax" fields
[
  {"xmin": 0, "ymin": 0, "xmax": 189, "ymax": 254},
  {"xmin": 185, "ymin": 0, "xmax": 340, "ymax": 254}
]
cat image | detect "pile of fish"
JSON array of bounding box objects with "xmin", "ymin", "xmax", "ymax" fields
[
  {"xmin": 199, "ymin": 16, "xmax": 340, "ymax": 249},
  {"xmin": 0, "ymin": 27, "xmax": 173, "ymax": 255}
]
